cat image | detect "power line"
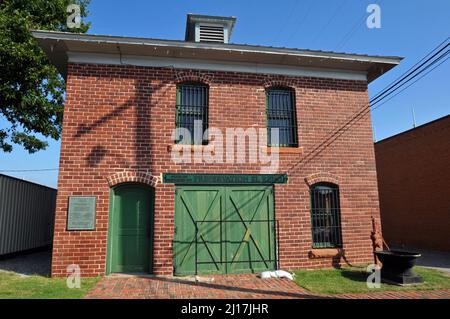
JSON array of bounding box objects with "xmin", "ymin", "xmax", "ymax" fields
[
  {"xmin": 372, "ymin": 55, "xmax": 449, "ymax": 111},
  {"xmin": 326, "ymin": 39, "xmax": 446, "ymax": 153},
  {"xmin": 0, "ymin": 168, "xmax": 58, "ymax": 172},
  {"xmin": 335, "ymin": 12, "xmax": 366, "ymax": 50},
  {"xmin": 311, "ymin": 0, "xmax": 348, "ymax": 45},
  {"xmin": 370, "ymin": 37, "xmax": 449, "ymax": 103},
  {"xmin": 4, "ymin": 40, "xmax": 448, "ymax": 180},
  {"xmin": 284, "ymin": 0, "xmax": 315, "ymax": 44},
  {"xmin": 283, "ymin": 37, "xmax": 449, "ymax": 175},
  {"xmin": 272, "ymin": 0, "xmax": 302, "ymax": 44},
  {"xmin": 371, "ymin": 50, "xmax": 450, "ymax": 109},
  {"xmin": 335, "ymin": 0, "xmax": 384, "ymax": 51},
  {"xmin": 371, "ymin": 44, "xmax": 449, "ymax": 107}
]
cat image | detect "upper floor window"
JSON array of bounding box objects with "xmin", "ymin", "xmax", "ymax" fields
[
  {"xmin": 266, "ymin": 87, "xmax": 298, "ymax": 147},
  {"xmin": 310, "ymin": 183, "xmax": 343, "ymax": 248},
  {"xmin": 175, "ymin": 82, "xmax": 209, "ymax": 144}
]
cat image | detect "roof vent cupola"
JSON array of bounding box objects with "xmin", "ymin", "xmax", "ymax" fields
[{"xmin": 185, "ymin": 14, "xmax": 236, "ymax": 44}]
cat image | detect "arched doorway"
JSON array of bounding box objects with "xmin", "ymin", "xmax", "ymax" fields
[{"xmin": 107, "ymin": 183, "xmax": 154, "ymax": 274}]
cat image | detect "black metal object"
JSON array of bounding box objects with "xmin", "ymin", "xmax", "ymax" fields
[
  {"xmin": 310, "ymin": 184, "xmax": 342, "ymax": 248},
  {"xmin": 175, "ymin": 83, "xmax": 209, "ymax": 144},
  {"xmin": 375, "ymin": 250, "xmax": 423, "ymax": 285},
  {"xmin": 266, "ymin": 88, "xmax": 298, "ymax": 147},
  {"xmin": 194, "ymin": 219, "xmax": 279, "ymax": 275}
]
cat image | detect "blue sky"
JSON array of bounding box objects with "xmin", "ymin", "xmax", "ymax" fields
[{"xmin": 1, "ymin": 0, "xmax": 449, "ymax": 188}]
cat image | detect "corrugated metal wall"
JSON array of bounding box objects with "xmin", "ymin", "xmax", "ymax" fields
[{"xmin": 0, "ymin": 174, "xmax": 56, "ymax": 255}]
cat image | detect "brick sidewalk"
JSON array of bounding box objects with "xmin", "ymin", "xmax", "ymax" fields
[{"xmin": 84, "ymin": 274, "xmax": 450, "ymax": 299}]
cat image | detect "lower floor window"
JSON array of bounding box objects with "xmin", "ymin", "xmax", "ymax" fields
[{"xmin": 310, "ymin": 183, "xmax": 343, "ymax": 248}]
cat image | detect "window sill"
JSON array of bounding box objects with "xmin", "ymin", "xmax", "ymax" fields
[
  {"xmin": 308, "ymin": 248, "xmax": 344, "ymax": 259},
  {"xmin": 168, "ymin": 145, "xmax": 303, "ymax": 154},
  {"xmin": 263, "ymin": 146, "xmax": 304, "ymax": 154},
  {"xmin": 167, "ymin": 144, "xmax": 214, "ymax": 153}
]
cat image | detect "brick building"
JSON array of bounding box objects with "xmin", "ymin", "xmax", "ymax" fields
[
  {"xmin": 33, "ymin": 14, "xmax": 401, "ymax": 277},
  {"xmin": 375, "ymin": 115, "xmax": 450, "ymax": 252}
]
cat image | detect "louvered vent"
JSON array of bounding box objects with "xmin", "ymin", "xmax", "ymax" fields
[
  {"xmin": 185, "ymin": 14, "xmax": 235, "ymax": 43},
  {"xmin": 198, "ymin": 25, "xmax": 225, "ymax": 43}
]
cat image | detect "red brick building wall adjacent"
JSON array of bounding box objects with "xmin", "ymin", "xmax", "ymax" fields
[
  {"xmin": 51, "ymin": 63, "xmax": 381, "ymax": 277},
  {"xmin": 374, "ymin": 115, "xmax": 450, "ymax": 252}
]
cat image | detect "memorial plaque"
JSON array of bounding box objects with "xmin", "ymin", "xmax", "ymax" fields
[{"xmin": 67, "ymin": 196, "xmax": 96, "ymax": 230}]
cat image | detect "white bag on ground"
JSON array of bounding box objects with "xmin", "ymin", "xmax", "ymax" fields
[{"xmin": 260, "ymin": 270, "xmax": 294, "ymax": 280}]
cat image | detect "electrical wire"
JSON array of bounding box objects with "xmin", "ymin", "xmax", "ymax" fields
[
  {"xmin": 283, "ymin": 37, "xmax": 449, "ymax": 174},
  {"xmin": 272, "ymin": 0, "xmax": 302, "ymax": 44},
  {"xmin": 336, "ymin": 0, "xmax": 384, "ymax": 51},
  {"xmin": 0, "ymin": 168, "xmax": 58, "ymax": 172},
  {"xmin": 4, "ymin": 40, "xmax": 448, "ymax": 179},
  {"xmin": 311, "ymin": 0, "xmax": 348, "ymax": 45},
  {"xmin": 371, "ymin": 37, "xmax": 449, "ymax": 101},
  {"xmin": 371, "ymin": 43, "xmax": 449, "ymax": 106},
  {"xmin": 372, "ymin": 55, "xmax": 449, "ymax": 111},
  {"xmin": 284, "ymin": 0, "xmax": 315, "ymax": 44}
]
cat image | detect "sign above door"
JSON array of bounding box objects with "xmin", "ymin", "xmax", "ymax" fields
[{"xmin": 162, "ymin": 173, "xmax": 288, "ymax": 185}]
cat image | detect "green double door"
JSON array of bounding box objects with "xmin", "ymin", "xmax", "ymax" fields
[
  {"xmin": 107, "ymin": 184, "xmax": 154, "ymax": 274},
  {"xmin": 173, "ymin": 186, "xmax": 276, "ymax": 275}
]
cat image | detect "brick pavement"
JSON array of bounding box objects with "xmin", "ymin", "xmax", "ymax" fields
[{"xmin": 84, "ymin": 274, "xmax": 450, "ymax": 299}]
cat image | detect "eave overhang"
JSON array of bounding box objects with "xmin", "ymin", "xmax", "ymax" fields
[{"xmin": 32, "ymin": 30, "xmax": 402, "ymax": 83}]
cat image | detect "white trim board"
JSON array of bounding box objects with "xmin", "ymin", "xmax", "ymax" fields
[{"xmin": 67, "ymin": 52, "xmax": 368, "ymax": 81}]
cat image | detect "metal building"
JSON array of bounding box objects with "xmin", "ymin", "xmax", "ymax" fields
[{"xmin": 0, "ymin": 174, "xmax": 56, "ymax": 256}]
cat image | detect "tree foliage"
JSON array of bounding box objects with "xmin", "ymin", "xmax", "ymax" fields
[{"xmin": 0, "ymin": 0, "xmax": 90, "ymax": 153}]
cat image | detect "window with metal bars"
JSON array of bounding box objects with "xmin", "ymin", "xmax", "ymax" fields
[
  {"xmin": 310, "ymin": 183, "xmax": 343, "ymax": 248},
  {"xmin": 266, "ymin": 87, "xmax": 298, "ymax": 147},
  {"xmin": 175, "ymin": 83, "xmax": 209, "ymax": 144}
]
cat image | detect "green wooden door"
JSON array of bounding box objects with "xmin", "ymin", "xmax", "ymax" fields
[
  {"xmin": 173, "ymin": 186, "xmax": 224, "ymax": 275},
  {"xmin": 173, "ymin": 185, "xmax": 276, "ymax": 275},
  {"xmin": 224, "ymin": 186, "xmax": 276, "ymax": 274},
  {"xmin": 107, "ymin": 184, "xmax": 154, "ymax": 274}
]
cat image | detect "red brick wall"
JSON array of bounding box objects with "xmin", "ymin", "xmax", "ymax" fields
[
  {"xmin": 375, "ymin": 116, "xmax": 450, "ymax": 252},
  {"xmin": 51, "ymin": 63, "xmax": 381, "ymax": 277}
]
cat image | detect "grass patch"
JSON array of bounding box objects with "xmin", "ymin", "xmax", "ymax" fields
[
  {"xmin": 294, "ymin": 266, "xmax": 450, "ymax": 295},
  {"xmin": 0, "ymin": 270, "xmax": 100, "ymax": 299}
]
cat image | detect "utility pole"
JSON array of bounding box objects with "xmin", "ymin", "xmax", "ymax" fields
[{"xmin": 412, "ymin": 107, "xmax": 417, "ymax": 128}]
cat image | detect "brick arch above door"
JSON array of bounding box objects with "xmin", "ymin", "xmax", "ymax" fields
[
  {"xmin": 304, "ymin": 172, "xmax": 340, "ymax": 187},
  {"xmin": 261, "ymin": 76, "xmax": 298, "ymax": 89},
  {"xmin": 174, "ymin": 70, "xmax": 214, "ymax": 85},
  {"xmin": 106, "ymin": 170, "xmax": 159, "ymax": 187}
]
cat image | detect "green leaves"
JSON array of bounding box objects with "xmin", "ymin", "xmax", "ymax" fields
[
  {"xmin": 0, "ymin": 0, "xmax": 90, "ymax": 153},
  {"xmin": 11, "ymin": 131, "xmax": 48, "ymax": 153}
]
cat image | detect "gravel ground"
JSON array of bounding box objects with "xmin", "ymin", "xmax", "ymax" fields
[
  {"xmin": 415, "ymin": 250, "xmax": 450, "ymax": 274},
  {"xmin": 0, "ymin": 250, "xmax": 52, "ymax": 276},
  {"xmin": 392, "ymin": 245, "xmax": 450, "ymax": 274}
]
